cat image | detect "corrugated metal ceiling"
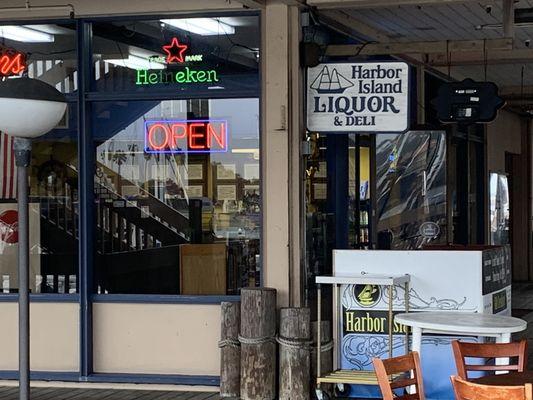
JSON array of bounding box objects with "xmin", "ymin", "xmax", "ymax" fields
[{"xmin": 337, "ymin": 1, "xmax": 533, "ymax": 99}]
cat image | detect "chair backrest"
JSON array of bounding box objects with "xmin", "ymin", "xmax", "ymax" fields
[
  {"xmin": 452, "ymin": 339, "xmax": 528, "ymax": 380},
  {"xmin": 373, "ymin": 351, "xmax": 425, "ymax": 400},
  {"xmin": 451, "ymin": 375, "xmax": 533, "ymax": 400}
]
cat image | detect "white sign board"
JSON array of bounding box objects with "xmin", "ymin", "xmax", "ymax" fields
[{"xmin": 307, "ymin": 62, "xmax": 409, "ymax": 133}]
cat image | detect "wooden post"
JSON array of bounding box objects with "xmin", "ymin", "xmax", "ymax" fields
[
  {"xmin": 279, "ymin": 308, "xmax": 311, "ymax": 400},
  {"xmin": 311, "ymin": 321, "xmax": 333, "ymax": 394},
  {"xmin": 220, "ymin": 301, "xmax": 241, "ymax": 398},
  {"xmin": 240, "ymin": 288, "xmax": 277, "ymax": 400}
]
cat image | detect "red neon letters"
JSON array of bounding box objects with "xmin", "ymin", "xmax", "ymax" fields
[
  {"xmin": 145, "ymin": 120, "xmax": 227, "ymax": 153},
  {"xmin": 0, "ymin": 51, "xmax": 25, "ymax": 76}
]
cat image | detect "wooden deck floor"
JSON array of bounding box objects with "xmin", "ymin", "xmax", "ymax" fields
[{"xmin": 0, "ymin": 387, "xmax": 218, "ymax": 400}]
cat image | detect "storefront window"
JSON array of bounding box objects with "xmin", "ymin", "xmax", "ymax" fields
[
  {"xmin": 30, "ymin": 102, "xmax": 79, "ymax": 294},
  {"xmin": 92, "ymin": 98, "xmax": 260, "ymax": 295},
  {"xmin": 0, "ymin": 23, "xmax": 77, "ymax": 93},
  {"xmin": 0, "ymin": 23, "xmax": 78, "ymax": 294},
  {"xmin": 90, "ymin": 17, "xmax": 260, "ymax": 94},
  {"xmin": 88, "ymin": 16, "xmax": 261, "ymax": 295},
  {"xmin": 0, "ymin": 118, "xmax": 79, "ymax": 296}
]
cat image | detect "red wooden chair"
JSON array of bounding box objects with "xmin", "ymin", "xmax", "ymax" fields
[
  {"xmin": 451, "ymin": 375, "xmax": 533, "ymax": 400},
  {"xmin": 452, "ymin": 339, "xmax": 528, "ymax": 380},
  {"xmin": 373, "ymin": 351, "xmax": 425, "ymax": 400}
]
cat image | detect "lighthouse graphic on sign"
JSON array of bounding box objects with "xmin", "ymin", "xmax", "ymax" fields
[{"xmin": 310, "ymin": 66, "xmax": 354, "ymax": 94}]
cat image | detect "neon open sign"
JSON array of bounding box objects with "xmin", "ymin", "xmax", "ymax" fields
[{"xmin": 145, "ymin": 119, "xmax": 228, "ymax": 154}]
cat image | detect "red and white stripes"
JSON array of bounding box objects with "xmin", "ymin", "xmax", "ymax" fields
[{"xmin": 0, "ymin": 132, "xmax": 16, "ymax": 199}]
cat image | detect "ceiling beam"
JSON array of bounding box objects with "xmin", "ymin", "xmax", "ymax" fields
[
  {"xmin": 502, "ymin": 0, "xmax": 514, "ymax": 38},
  {"xmin": 307, "ymin": 0, "xmax": 496, "ymax": 10},
  {"xmin": 235, "ymin": 0, "xmax": 265, "ymax": 8},
  {"xmin": 428, "ymin": 49, "xmax": 533, "ymax": 66},
  {"xmin": 325, "ymin": 38, "xmax": 513, "ymax": 56},
  {"xmin": 499, "ymin": 86, "xmax": 533, "ymax": 97},
  {"xmin": 317, "ymin": 10, "xmax": 391, "ymax": 42}
]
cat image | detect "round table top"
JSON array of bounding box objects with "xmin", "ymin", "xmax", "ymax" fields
[
  {"xmin": 472, "ymin": 371, "xmax": 533, "ymax": 386},
  {"xmin": 394, "ymin": 312, "xmax": 527, "ymax": 334}
]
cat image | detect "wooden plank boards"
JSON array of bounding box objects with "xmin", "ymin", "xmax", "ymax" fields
[
  {"xmin": 0, "ymin": 388, "xmax": 216, "ymax": 400},
  {"xmin": 316, "ymin": 369, "xmax": 379, "ymax": 385}
]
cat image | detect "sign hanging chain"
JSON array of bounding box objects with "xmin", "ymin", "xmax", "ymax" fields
[
  {"xmin": 521, "ymin": 65, "xmax": 525, "ymax": 106},
  {"xmin": 483, "ymin": 39, "xmax": 488, "ymax": 81},
  {"xmin": 446, "ymin": 40, "xmax": 451, "ymax": 78}
]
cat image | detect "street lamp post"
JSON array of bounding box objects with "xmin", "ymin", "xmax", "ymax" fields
[{"xmin": 0, "ymin": 78, "xmax": 67, "ymax": 400}]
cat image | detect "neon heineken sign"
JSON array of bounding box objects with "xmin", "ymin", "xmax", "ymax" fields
[{"xmin": 135, "ymin": 37, "xmax": 219, "ymax": 85}]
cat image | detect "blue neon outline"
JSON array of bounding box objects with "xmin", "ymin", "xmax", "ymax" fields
[{"xmin": 144, "ymin": 118, "xmax": 229, "ymax": 154}]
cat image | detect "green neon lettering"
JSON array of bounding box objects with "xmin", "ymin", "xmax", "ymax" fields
[
  {"xmin": 207, "ymin": 70, "xmax": 218, "ymax": 82},
  {"xmin": 148, "ymin": 73, "xmax": 158, "ymax": 84},
  {"xmin": 196, "ymin": 70, "xmax": 206, "ymax": 82},
  {"xmin": 186, "ymin": 67, "xmax": 197, "ymax": 83},
  {"xmin": 137, "ymin": 68, "xmax": 219, "ymax": 85},
  {"xmin": 164, "ymin": 70, "xmax": 174, "ymax": 83},
  {"xmin": 136, "ymin": 69, "xmax": 148, "ymax": 85},
  {"xmin": 176, "ymin": 71, "xmax": 185, "ymax": 83}
]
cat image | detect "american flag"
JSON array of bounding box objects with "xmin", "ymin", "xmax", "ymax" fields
[{"xmin": 0, "ymin": 132, "xmax": 16, "ymax": 199}]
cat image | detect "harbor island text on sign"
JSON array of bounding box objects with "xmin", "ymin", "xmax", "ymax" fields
[{"xmin": 306, "ymin": 62, "xmax": 409, "ymax": 133}]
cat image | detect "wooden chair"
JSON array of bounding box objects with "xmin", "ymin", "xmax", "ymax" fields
[
  {"xmin": 451, "ymin": 375, "xmax": 533, "ymax": 400},
  {"xmin": 373, "ymin": 351, "xmax": 425, "ymax": 400},
  {"xmin": 452, "ymin": 339, "xmax": 528, "ymax": 380}
]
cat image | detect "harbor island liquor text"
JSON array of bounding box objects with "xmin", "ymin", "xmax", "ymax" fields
[{"xmin": 306, "ymin": 62, "xmax": 409, "ymax": 133}]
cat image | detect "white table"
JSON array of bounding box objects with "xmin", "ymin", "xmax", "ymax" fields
[
  {"xmin": 395, "ymin": 312, "xmax": 527, "ymax": 355},
  {"xmin": 396, "ymin": 312, "xmax": 526, "ymax": 392}
]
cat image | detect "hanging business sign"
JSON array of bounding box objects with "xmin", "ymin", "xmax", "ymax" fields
[
  {"xmin": 0, "ymin": 48, "xmax": 26, "ymax": 77},
  {"xmin": 144, "ymin": 119, "xmax": 228, "ymax": 154},
  {"xmin": 306, "ymin": 62, "xmax": 409, "ymax": 133},
  {"xmin": 432, "ymin": 78, "xmax": 504, "ymax": 124},
  {"xmin": 135, "ymin": 37, "xmax": 219, "ymax": 86}
]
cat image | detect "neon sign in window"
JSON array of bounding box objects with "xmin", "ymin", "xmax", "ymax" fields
[
  {"xmin": 0, "ymin": 49, "xmax": 26, "ymax": 76},
  {"xmin": 135, "ymin": 37, "xmax": 219, "ymax": 86},
  {"xmin": 145, "ymin": 119, "xmax": 228, "ymax": 154},
  {"xmin": 162, "ymin": 37, "xmax": 188, "ymax": 63}
]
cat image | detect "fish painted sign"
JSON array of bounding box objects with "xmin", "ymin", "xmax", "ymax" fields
[{"xmin": 306, "ymin": 62, "xmax": 409, "ymax": 133}]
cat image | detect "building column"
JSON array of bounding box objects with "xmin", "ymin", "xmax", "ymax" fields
[{"xmin": 261, "ymin": 1, "xmax": 301, "ymax": 307}]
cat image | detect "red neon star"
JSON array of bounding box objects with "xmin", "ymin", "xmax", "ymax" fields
[{"xmin": 162, "ymin": 37, "xmax": 188, "ymax": 64}]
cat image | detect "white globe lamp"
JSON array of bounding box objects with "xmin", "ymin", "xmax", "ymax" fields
[{"xmin": 0, "ymin": 78, "xmax": 67, "ymax": 137}]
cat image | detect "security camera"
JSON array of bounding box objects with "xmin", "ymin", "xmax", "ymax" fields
[
  {"xmin": 485, "ymin": 5, "xmax": 492, "ymax": 14},
  {"xmin": 526, "ymin": 39, "xmax": 531, "ymax": 47}
]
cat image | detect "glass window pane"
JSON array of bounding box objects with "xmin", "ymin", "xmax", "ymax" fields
[
  {"xmin": 92, "ymin": 98, "xmax": 260, "ymax": 295},
  {"xmin": 0, "ymin": 23, "xmax": 77, "ymax": 93},
  {"xmin": 375, "ymin": 131, "xmax": 447, "ymax": 249},
  {"xmin": 90, "ymin": 17, "xmax": 260, "ymax": 94},
  {"xmin": 0, "ymin": 23, "xmax": 78, "ymax": 295},
  {"xmin": 0, "ymin": 101, "xmax": 78, "ymax": 295}
]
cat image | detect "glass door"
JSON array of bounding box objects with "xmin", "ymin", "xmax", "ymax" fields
[{"xmin": 303, "ymin": 132, "xmax": 371, "ymax": 318}]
